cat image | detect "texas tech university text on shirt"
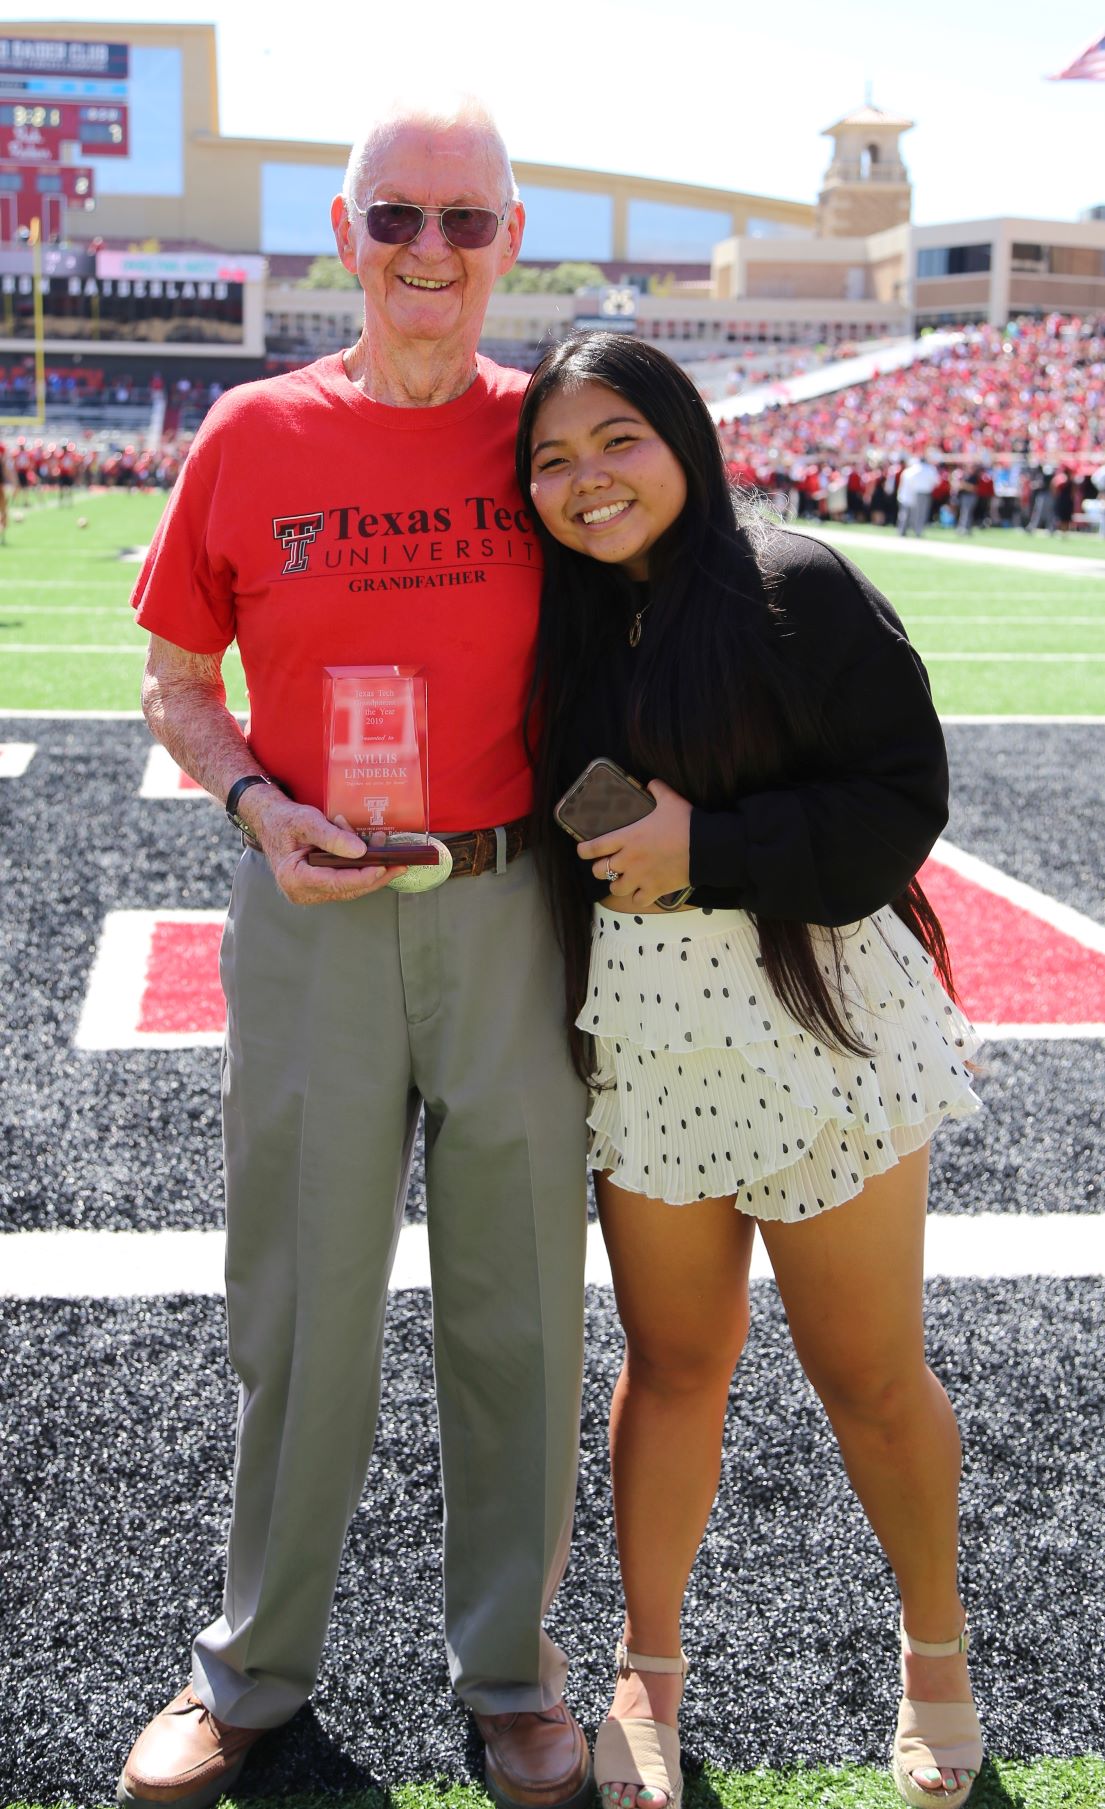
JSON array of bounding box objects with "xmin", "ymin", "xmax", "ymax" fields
[{"xmin": 271, "ymin": 493, "xmax": 537, "ymax": 588}]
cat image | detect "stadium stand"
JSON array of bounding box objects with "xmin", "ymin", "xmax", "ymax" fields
[{"xmin": 717, "ymin": 313, "xmax": 1103, "ymax": 469}]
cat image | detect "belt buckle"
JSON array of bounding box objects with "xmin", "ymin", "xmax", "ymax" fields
[{"xmin": 385, "ymin": 833, "xmax": 453, "ymax": 893}]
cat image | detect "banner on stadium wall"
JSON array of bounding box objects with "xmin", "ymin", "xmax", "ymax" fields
[
  {"xmin": 0, "ymin": 265, "xmax": 246, "ymax": 345},
  {"xmin": 95, "ymin": 251, "xmax": 267, "ymax": 284},
  {"xmin": 0, "ymin": 39, "xmax": 129, "ymax": 80}
]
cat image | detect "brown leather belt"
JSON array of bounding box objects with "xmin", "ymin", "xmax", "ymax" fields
[{"xmin": 438, "ymin": 815, "xmax": 530, "ymax": 877}]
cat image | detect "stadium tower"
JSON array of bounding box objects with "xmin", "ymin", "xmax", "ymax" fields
[{"xmin": 816, "ymin": 104, "xmax": 914, "ymax": 237}]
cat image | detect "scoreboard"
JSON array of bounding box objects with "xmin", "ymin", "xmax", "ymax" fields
[
  {"xmin": 0, "ymin": 102, "xmax": 127, "ymax": 158},
  {"xmin": 0, "ymin": 161, "xmax": 95, "ymax": 239},
  {"xmin": 0, "ymin": 36, "xmax": 131, "ymax": 239}
]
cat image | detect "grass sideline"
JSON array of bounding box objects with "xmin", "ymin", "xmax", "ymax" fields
[
  {"xmin": 0, "ymin": 491, "xmax": 1102, "ymax": 718},
  {"xmin": 7, "ymin": 1761, "xmax": 1105, "ymax": 1809},
  {"xmin": 815, "ymin": 520, "xmax": 1105, "ymax": 560}
]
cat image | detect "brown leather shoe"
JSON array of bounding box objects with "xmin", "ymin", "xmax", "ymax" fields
[
  {"xmin": 116, "ymin": 1686, "xmax": 265, "ymax": 1809},
  {"xmin": 474, "ymin": 1699, "xmax": 593, "ymax": 1809}
]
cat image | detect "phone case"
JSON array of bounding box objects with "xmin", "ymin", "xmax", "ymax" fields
[{"xmin": 554, "ymin": 757, "xmax": 656, "ymax": 841}]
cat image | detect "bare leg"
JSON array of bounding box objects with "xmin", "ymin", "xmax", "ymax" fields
[
  {"xmin": 597, "ymin": 1175, "xmax": 756, "ymax": 1807},
  {"xmin": 758, "ymin": 1145, "xmax": 976, "ymax": 1797}
]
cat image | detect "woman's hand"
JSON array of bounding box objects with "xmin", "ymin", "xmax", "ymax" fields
[{"xmin": 577, "ymin": 778, "xmax": 692, "ymax": 905}]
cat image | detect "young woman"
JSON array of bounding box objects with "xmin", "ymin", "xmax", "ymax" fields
[{"xmin": 516, "ymin": 333, "xmax": 984, "ymax": 1809}]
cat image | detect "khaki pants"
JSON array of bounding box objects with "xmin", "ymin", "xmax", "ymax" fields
[{"xmin": 192, "ymin": 849, "xmax": 588, "ymax": 1728}]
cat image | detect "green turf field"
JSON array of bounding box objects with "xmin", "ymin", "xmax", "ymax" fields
[
  {"xmin": 0, "ymin": 494, "xmax": 1101, "ymax": 719},
  {"xmin": 9, "ymin": 1757, "xmax": 1105, "ymax": 1809},
  {"xmin": 0, "ymin": 492, "xmax": 248, "ymax": 713}
]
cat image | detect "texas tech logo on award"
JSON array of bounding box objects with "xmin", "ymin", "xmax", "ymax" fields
[{"xmin": 272, "ymin": 512, "xmax": 324, "ymax": 575}]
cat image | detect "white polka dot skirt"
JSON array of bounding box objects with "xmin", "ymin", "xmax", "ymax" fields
[{"xmin": 580, "ymin": 903, "xmax": 981, "ymax": 1216}]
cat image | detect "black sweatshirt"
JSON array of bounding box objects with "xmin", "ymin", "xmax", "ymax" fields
[{"xmin": 558, "ymin": 528, "xmax": 949, "ymax": 926}]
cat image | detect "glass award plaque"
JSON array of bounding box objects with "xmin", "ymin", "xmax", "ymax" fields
[{"xmin": 307, "ymin": 665, "xmax": 445, "ymax": 872}]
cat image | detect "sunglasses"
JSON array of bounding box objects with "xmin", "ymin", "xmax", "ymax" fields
[{"xmin": 349, "ymin": 199, "xmax": 509, "ymax": 250}]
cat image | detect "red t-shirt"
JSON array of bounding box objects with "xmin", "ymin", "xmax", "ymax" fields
[{"xmin": 132, "ymin": 354, "xmax": 541, "ymax": 830}]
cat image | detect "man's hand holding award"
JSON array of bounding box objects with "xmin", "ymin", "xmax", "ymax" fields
[{"xmin": 306, "ymin": 666, "xmax": 452, "ymax": 891}]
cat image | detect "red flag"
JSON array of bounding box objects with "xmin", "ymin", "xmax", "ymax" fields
[{"xmin": 1050, "ymin": 33, "xmax": 1105, "ymax": 79}]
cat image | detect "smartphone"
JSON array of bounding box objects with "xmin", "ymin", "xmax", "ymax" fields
[
  {"xmin": 554, "ymin": 757, "xmax": 656, "ymax": 841},
  {"xmin": 554, "ymin": 758, "xmax": 693, "ymax": 910}
]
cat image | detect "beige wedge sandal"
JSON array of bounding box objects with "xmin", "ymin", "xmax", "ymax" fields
[
  {"xmin": 594, "ymin": 1641, "xmax": 688, "ymax": 1809},
  {"xmin": 892, "ymin": 1620, "xmax": 982, "ymax": 1809}
]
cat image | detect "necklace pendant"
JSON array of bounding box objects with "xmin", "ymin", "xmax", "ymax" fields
[{"xmin": 628, "ymin": 613, "xmax": 643, "ymax": 648}]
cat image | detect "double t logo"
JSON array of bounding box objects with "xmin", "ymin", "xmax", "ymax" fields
[{"xmin": 272, "ymin": 512, "xmax": 325, "ymax": 575}]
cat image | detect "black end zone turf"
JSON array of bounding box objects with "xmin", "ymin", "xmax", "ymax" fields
[
  {"xmin": 1, "ymin": 1282, "xmax": 1103, "ymax": 1803},
  {"xmin": 1, "ymin": 719, "xmax": 1103, "ymax": 1231}
]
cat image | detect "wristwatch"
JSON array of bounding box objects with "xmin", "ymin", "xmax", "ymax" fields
[{"xmin": 225, "ymin": 773, "xmax": 273, "ymax": 844}]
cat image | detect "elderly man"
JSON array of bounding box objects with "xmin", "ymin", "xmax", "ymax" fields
[{"xmin": 117, "ymin": 99, "xmax": 590, "ymax": 1809}]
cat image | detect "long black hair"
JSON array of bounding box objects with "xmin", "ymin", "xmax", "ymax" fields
[{"xmin": 517, "ymin": 331, "xmax": 954, "ymax": 1082}]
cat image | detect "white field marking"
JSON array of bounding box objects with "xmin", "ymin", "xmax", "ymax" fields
[
  {"xmin": 0, "ymin": 578, "xmax": 132, "ymax": 588},
  {"xmin": 941, "ymin": 714, "xmax": 1103, "ymax": 723},
  {"xmin": 935, "ymin": 836, "xmax": 1105, "ymax": 955},
  {"xmin": 71, "ymin": 847, "xmax": 1105, "ymax": 1051},
  {"xmin": 0, "ymin": 604, "xmax": 139, "ymax": 615},
  {"xmin": 803, "ymin": 525, "xmax": 1105, "ymax": 580},
  {"xmin": 1, "ymin": 643, "xmax": 147, "ymax": 653},
  {"xmin": 2, "ymin": 1215, "xmax": 1103, "ymax": 1299},
  {"xmin": 915, "ymin": 662, "xmax": 1105, "ymax": 669},
  {"xmin": 0, "ymin": 741, "xmax": 35, "ymax": 776},
  {"xmin": 974, "ymin": 1022, "xmax": 1105, "ymax": 1039},
  {"xmin": 74, "ymin": 908, "xmax": 226, "ymax": 1051},
  {"xmin": 139, "ymin": 744, "xmax": 217, "ymax": 801},
  {"xmin": 909, "ymin": 615, "xmax": 1104, "ymax": 626},
  {"xmin": 899, "ymin": 590, "xmax": 1103, "ymax": 600},
  {"xmin": 0, "ymin": 707, "xmax": 146, "ymax": 719},
  {"xmin": 933, "ymin": 837, "xmax": 1105, "ymax": 1041}
]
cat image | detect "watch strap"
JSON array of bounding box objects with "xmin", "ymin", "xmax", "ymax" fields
[{"xmin": 225, "ymin": 773, "xmax": 272, "ymax": 832}]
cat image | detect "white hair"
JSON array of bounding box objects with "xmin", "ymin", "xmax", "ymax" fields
[{"xmin": 342, "ymin": 94, "xmax": 518, "ymax": 213}]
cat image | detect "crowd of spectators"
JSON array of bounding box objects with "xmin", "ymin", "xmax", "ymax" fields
[
  {"xmin": 3, "ymin": 314, "xmax": 1102, "ymax": 531},
  {"xmin": 719, "ymin": 313, "xmax": 1105, "ymax": 532},
  {"xmin": 0, "ymin": 436, "xmax": 187, "ymax": 497}
]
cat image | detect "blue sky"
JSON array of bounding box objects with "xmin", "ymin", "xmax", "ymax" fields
[{"xmin": 8, "ymin": 2, "xmax": 1105, "ymax": 226}]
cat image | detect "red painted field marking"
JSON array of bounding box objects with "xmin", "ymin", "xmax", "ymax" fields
[
  {"xmin": 924, "ymin": 840, "xmax": 1105, "ymax": 1036},
  {"xmin": 74, "ymin": 843, "xmax": 1105, "ymax": 1050},
  {"xmin": 75, "ymin": 910, "xmax": 226, "ymax": 1049},
  {"xmin": 137, "ymin": 920, "xmax": 225, "ymax": 1034},
  {"xmin": 921, "ymin": 864, "xmax": 1105, "ymax": 1026}
]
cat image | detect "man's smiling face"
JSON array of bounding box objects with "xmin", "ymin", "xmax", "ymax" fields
[{"xmin": 333, "ymin": 121, "xmax": 523, "ymax": 354}]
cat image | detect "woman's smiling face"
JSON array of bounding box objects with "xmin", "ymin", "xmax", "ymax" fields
[{"xmin": 528, "ymin": 379, "xmax": 688, "ymax": 580}]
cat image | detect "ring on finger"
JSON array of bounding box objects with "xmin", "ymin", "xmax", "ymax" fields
[{"xmin": 604, "ymin": 863, "xmax": 620, "ymax": 883}]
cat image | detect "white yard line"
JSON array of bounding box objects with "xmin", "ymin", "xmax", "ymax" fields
[
  {"xmin": 0, "ymin": 709, "xmax": 1095, "ymax": 728},
  {"xmin": 941, "ymin": 714, "xmax": 1103, "ymax": 723},
  {"xmin": 974, "ymin": 1023, "xmax": 1105, "ymax": 1039},
  {"xmin": 1, "ymin": 1216, "xmax": 1102, "ymax": 1299},
  {"xmin": 0, "ymin": 604, "xmax": 140, "ymax": 615},
  {"xmin": 804, "ymin": 525, "xmax": 1105, "ymax": 579},
  {"xmin": 1, "ymin": 643, "xmax": 147, "ymax": 654},
  {"xmin": 908, "ymin": 616, "xmax": 1103, "ymax": 626},
  {"xmin": 920, "ymin": 651, "xmax": 1105, "ymax": 661},
  {"xmin": 901, "ymin": 591, "xmax": 1104, "ymax": 600}
]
